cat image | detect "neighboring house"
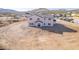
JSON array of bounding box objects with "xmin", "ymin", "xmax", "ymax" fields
[
  {"xmin": 73, "ymin": 19, "xmax": 79, "ymax": 24},
  {"xmin": 25, "ymin": 14, "xmax": 56, "ymax": 27}
]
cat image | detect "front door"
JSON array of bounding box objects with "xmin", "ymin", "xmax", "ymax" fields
[
  {"xmin": 35, "ymin": 21, "xmax": 43, "ymax": 27},
  {"xmin": 37, "ymin": 23, "xmax": 41, "ymax": 27}
]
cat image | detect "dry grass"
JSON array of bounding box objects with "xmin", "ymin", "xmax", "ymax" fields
[
  {"xmin": 0, "ymin": 16, "xmax": 27, "ymax": 27},
  {"xmin": 0, "ymin": 20, "xmax": 79, "ymax": 50}
]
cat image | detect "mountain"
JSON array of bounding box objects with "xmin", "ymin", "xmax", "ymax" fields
[
  {"xmin": 1, "ymin": 8, "xmax": 79, "ymax": 16},
  {"xmin": 68, "ymin": 9, "xmax": 79, "ymax": 13},
  {"xmin": 0, "ymin": 8, "xmax": 26, "ymax": 17},
  {"xmin": 26, "ymin": 8, "xmax": 50, "ymax": 15},
  {"xmin": 25, "ymin": 8, "xmax": 69, "ymax": 15},
  {"xmin": 0, "ymin": 8, "xmax": 18, "ymax": 13},
  {"xmin": 25, "ymin": 8, "xmax": 79, "ymax": 15},
  {"xmin": 48, "ymin": 8, "xmax": 75, "ymax": 10}
]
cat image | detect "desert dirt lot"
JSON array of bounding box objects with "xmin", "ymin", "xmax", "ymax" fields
[{"xmin": 0, "ymin": 20, "xmax": 79, "ymax": 50}]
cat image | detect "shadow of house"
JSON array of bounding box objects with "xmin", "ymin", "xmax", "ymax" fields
[
  {"xmin": 33, "ymin": 23, "xmax": 77, "ymax": 34},
  {"xmin": 0, "ymin": 48, "xmax": 5, "ymax": 50}
]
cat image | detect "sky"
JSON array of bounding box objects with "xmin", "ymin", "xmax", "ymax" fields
[
  {"xmin": 0, "ymin": 0, "xmax": 38, "ymax": 11},
  {"xmin": 0, "ymin": 0, "xmax": 79, "ymax": 11}
]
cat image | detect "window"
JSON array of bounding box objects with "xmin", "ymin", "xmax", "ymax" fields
[
  {"xmin": 48, "ymin": 18, "xmax": 51, "ymax": 20},
  {"xmin": 30, "ymin": 23, "xmax": 33, "ymax": 25},
  {"xmin": 44, "ymin": 23, "xmax": 45, "ymax": 25},
  {"xmin": 53, "ymin": 19, "xmax": 56, "ymax": 22},
  {"xmin": 30, "ymin": 18, "xmax": 32, "ymax": 20},
  {"xmin": 26, "ymin": 13, "xmax": 30, "ymax": 14},
  {"xmin": 37, "ymin": 18, "xmax": 40, "ymax": 20},
  {"xmin": 48, "ymin": 23, "xmax": 51, "ymax": 25}
]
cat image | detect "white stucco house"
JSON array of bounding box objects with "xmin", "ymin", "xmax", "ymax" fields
[
  {"xmin": 73, "ymin": 19, "xmax": 79, "ymax": 24},
  {"xmin": 25, "ymin": 14, "xmax": 56, "ymax": 27}
]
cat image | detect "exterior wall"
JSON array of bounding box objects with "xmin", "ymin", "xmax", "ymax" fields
[
  {"xmin": 73, "ymin": 19, "xmax": 79, "ymax": 24},
  {"xmin": 44, "ymin": 18, "xmax": 55, "ymax": 26},
  {"xmin": 27, "ymin": 15, "xmax": 44, "ymax": 27},
  {"xmin": 27, "ymin": 15, "xmax": 56, "ymax": 27}
]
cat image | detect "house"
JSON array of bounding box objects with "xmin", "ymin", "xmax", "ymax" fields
[
  {"xmin": 73, "ymin": 18, "xmax": 79, "ymax": 24},
  {"xmin": 25, "ymin": 14, "xmax": 56, "ymax": 27}
]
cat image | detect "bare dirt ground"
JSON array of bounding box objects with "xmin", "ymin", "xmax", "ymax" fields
[{"xmin": 0, "ymin": 20, "xmax": 79, "ymax": 50}]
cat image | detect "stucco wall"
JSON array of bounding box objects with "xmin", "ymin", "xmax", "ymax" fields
[
  {"xmin": 27, "ymin": 15, "xmax": 56, "ymax": 27},
  {"xmin": 44, "ymin": 18, "xmax": 54, "ymax": 26}
]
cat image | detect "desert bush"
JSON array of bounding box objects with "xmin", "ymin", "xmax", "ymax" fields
[
  {"xmin": 59, "ymin": 17, "xmax": 64, "ymax": 20},
  {"xmin": 12, "ymin": 19, "xmax": 19, "ymax": 22},
  {"xmin": 7, "ymin": 20, "xmax": 12, "ymax": 24},
  {"xmin": 0, "ymin": 21, "xmax": 3, "ymax": 24},
  {"xmin": 64, "ymin": 18, "xmax": 74, "ymax": 22}
]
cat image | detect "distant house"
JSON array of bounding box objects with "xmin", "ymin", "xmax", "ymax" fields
[
  {"xmin": 25, "ymin": 14, "xmax": 56, "ymax": 27},
  {"xmin": 73, "ymin": 19, "xmax": 79, "ymax": 24}
]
